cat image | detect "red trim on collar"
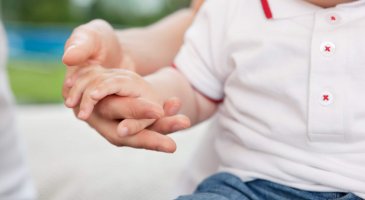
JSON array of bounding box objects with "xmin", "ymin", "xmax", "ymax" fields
[{"xmin": 261, "ymin": 0, "xmax": 273, "ymax": 19}]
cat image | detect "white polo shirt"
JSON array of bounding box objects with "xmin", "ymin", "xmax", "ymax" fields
[
  {"xmin": 175, "ymin": 0, "xmax": 365, "ymax": 197},
  {"xmin": 0, "ymin": 23, "xmax": 36, "ymax": 199}
]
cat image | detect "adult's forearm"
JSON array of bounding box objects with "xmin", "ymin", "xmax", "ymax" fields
[{"xmin": 117, "ymin": 8, "xmax": 196, "ymax": 76}]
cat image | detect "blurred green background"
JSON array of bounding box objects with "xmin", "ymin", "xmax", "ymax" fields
[{"xmin": 1, "ymin": 0, "xmax": 190, "ymax": 104}]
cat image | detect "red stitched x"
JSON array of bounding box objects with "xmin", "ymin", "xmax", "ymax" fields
[
  {"xmin": 323, "ymin": 95, "xmax": 330, "ymax": 101},
  {"xmin": 330, "ymin": 16, "xmax": 336, "ymax": 21},
  {"xmin": 325, "ymin": 46, "xmax": 331, "ymax": 52}
]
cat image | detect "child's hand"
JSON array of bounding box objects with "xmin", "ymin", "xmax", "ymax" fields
[{"xmin": 65, "ymin": 65, "xmax": 164, "ymax": 136}]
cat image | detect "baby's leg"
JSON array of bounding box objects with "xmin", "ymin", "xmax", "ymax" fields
[{"xmin": 176, "ymin": 173, "xmax": 361, "ymax": 200}]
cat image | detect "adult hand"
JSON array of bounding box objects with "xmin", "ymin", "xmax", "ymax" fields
[
  {"xmin": 82, "ymin": 96, "xmax": 191, "ymax": 153},
  {"xmin": 62, "ymin": 19, "xmax": 131, "ymax": 69}
]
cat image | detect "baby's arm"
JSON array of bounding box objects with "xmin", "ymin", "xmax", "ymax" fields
[{"xmin": 144, "ymin": 67, "xmax": 218, "ymax": 125}]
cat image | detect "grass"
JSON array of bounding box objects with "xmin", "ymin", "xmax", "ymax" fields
[{"xmin": 7, "ymin": 59, "xmax": 66, "ymax": 104}]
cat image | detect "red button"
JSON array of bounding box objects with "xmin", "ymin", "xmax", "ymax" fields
[
  {"xmin": 326, "ymin": 13, "xmax": 341, "ymax": 25},
  {"xmin": 319, "ymin": 91, "xmax": 334, "ymax": 106},
  {"xmin": 320, "ymin": 42, "xmax": 336, "ymax": 56}
]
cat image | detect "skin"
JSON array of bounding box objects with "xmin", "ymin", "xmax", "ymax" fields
[
  {"xmin": 63, "ymin": 0, "xmax": 205, "ymax": 153},
  {"xmin": 306, "ymin": 0, "xmax": 355, "ymax": 7}
]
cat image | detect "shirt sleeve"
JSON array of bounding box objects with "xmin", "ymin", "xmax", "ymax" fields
[{"xmin": 174, "ymin": 0, "xmax": 229, "ymax": 101}]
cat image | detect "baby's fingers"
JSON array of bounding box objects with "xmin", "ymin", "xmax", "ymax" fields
[
  {"xmin": 78, "ymin": 75, "xmax": 144, "ymax": 119},
  {"xmin": 90, "ymin": 76, "xmax": 141, "ymax": 102},
  {"xmin": 65, "ymin": 67, "xmax": 100, "ymax": 108},
  {"xmin": 86, "ymin": 111, "xmax": 176, "ymax": 153},
  {"xmin": 117, "ymin": 119, "xmax": 155, "ymax": 137},
  {"xmin": 65, "ymin": 79, "xmax": 89, "ymax": 108},
  {"xmin": 78, "ymin": 90, "xmax": 98, "ymax": 120}
]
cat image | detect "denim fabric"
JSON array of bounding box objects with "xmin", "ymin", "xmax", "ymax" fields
[{"xmin": 176, "ymin": 172, "xmax": 362, "ymax": 200}]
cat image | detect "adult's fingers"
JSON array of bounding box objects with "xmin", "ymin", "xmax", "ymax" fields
[
  {"xmin": 148, "ymin": 114, "xmax": 191, "ymax": 134},
  {"xmin": 145, "ymin": 97, "xmax": 190, "ymax": 135},
  {"xmin": 95, "ymin": 96, "xmax": 180, "ymax": 120},
  {"xmin": 86, "ymin": 113, "xmax": 176, "ymax": 153},
  {"xmin": 117, "ymin": 119, "xmax": 155, "ymax": 137},
  {"xmin": 112, "ymin": 97, "xmax": 181, "ymax": 137},
  {"xmin": 95, "ymin": 95, "xmax": 164, "ymax": 120},
  {"xmin": 122, "ymin": 129, "xmax": 177, "ymax": 153}
]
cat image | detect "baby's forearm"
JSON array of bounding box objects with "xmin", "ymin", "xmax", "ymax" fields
[{"xmin": 144, "ymin": 67, "xmax": 217, "ymax": 125}]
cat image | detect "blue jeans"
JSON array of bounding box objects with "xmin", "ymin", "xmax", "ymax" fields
[{"xmin": 176, "ymin": 172, "xmax": 362, "ymax": 200}]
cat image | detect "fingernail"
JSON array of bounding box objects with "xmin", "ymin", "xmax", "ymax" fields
[{"xmin": 117, "ymin": 126, "xmax": 129, "ymax": 137}]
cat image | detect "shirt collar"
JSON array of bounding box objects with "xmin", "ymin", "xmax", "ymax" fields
[
  {"xmin": 264, "ymin": 0, "xmax": 320, "ymax": 19},
  {"xmin": 263, "ymin": 0, "xmax": 365, "ymax": 20}
]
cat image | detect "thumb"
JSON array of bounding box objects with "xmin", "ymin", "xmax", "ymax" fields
[{"xmin": 62, "ymin": 27, "xmax": 98, "ymax": 67}]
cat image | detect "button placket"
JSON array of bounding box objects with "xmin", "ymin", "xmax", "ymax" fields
[{"xmin": 307, "ymin": 11, "xmax": 346, "ymax": 141}]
